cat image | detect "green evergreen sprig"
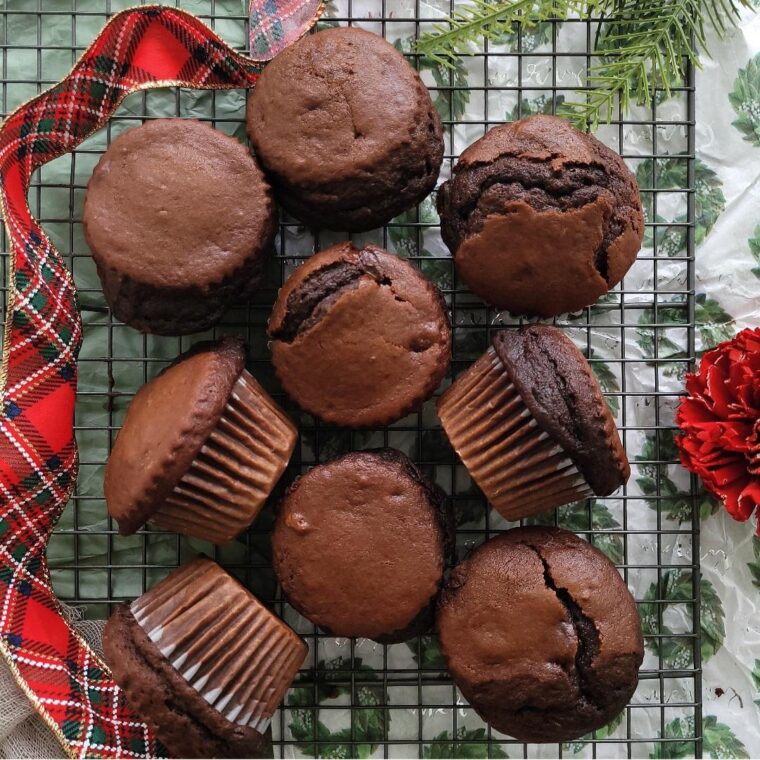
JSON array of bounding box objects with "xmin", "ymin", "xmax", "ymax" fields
[
  {"xmin": 414, "ymin": 0, "xmax": 580, "ymax": 66},
  {"xmin": 416, "ymin": 0, "xmax": 753, "ymax": 129}
]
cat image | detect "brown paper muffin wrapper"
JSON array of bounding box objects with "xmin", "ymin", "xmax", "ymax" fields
[
  {"xmin": 150, "ymin": 369, "xmax": 298, "ymax": 543},
  {"xmin": 131, "ymin": 558, "xmax": 307, "ymax": 733},
  {"xmin": 437, "ymin": 347, "xmax": 594, "ymax": 521}
]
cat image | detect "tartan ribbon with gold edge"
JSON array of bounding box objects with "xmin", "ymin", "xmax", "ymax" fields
[{"xmin": 0, "ymin": 3, "xmax": 322, "ymax": 757}]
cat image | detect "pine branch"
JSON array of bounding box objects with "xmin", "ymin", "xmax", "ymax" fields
[
  {"xmin": 415, "ymin": 0, "xmax": 752, "ymax": 128},
  {"xmin": 416, "ymin": 0, "xmax": 575, "ymax": 67},
  {"xmin": 562, "ymin": 0, "xmax": 751, "ymax": 128}
]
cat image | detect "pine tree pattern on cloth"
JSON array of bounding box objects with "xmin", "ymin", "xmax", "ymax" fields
[{"xmin": 730, "ymin": 53, "xmax": 760, "ymax": 147}]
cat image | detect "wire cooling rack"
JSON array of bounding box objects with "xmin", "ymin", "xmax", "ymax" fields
[{"xmin": 0, "ymin": 0, "xmax": 701, "ymax": 757}]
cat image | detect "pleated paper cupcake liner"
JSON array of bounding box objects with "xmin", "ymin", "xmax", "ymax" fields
[
  {"xmin": 131, "ymin": 558, "xmax": 307, "ymax": 733},
  {"xmin": 437, "ymin": 347, "xmax": 594, "ymax": 521},
  {"xmin": 150, "ymin": 369, "xmax": 298, "ymax": 543}
]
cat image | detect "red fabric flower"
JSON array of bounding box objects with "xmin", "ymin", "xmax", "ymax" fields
[{"xmin": 676, "ymin": 327, "xmax": 760, "ymax": 532}]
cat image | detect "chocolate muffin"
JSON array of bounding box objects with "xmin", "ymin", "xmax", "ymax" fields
[
  {"xmin": 437, "ymin": 527, "xmax": 644, "ymax": 743},
  {"xmin": 247, "ymin": 27, "xmax": 443, "ymax": 231},
  {"xmin": 437, "ymin": 115, "xmax": 644, "ymax": 316},
  {"xmin": 437, "ymin": 325, "xmax": 629, "ymax": 521},
  {"xmin": 104, "ymin": 557, "xmax": 307, "ymax": 758},
  {"xmin": 268, "ymin": 242, "xmax": 451, "ymax": 427},
  {"xmin": 83, "ymin": 119, "xmax": 277, "ymax": 334},
  {"xmin": 272, "ymin": 449, "xmax": 453, "ymax": 642},
  {"xmin": 105, "ymin": 337, "xmax": 297, "ymax": 543}
]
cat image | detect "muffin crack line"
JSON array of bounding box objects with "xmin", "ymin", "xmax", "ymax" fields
[
  {"xmin": 340, "ymin": 80, "xmax": 363, "ymax": 140},
  {"xmin": 272, "ymin": 254, "xmax": 388, "ymax": 342},
  {"xmin": 272, "ymin": 250, "xmax": 431, "ymax": 346},
  {"xmin": 458, "ymin": 155, "xmax": 611, "ymax": 217},
  {"xmin": 529, "ymin": 333, "xmax": 589, "ymax": 454},
  {"xmin": 525, "ymin": 541, "xmax": 603, "ymax": 713}
]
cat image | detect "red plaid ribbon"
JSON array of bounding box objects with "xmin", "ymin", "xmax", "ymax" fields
[{"xmin": 0, "ymin": 4, "xmax": 321, "ymax": 757}]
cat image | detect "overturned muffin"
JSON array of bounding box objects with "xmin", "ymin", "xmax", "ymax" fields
[
  {"xmin": 247, "ymin": 27, "xmax": 443, "ymax": 231},
  {"xmin": 272, "ymin": 449, "xmax": 453, "ymax": 642},
  {"xmin": 437, "ymin": 325, "xmax": 629, "ymax": 521},
  {"xmin": 105, "ymin": 337, "xmax": 297, "ymax": 543},
  {"xmin": 83, "ymin": 119, "xmax": 277, "ymax": 335},
  {"xmin": 104, "ymin": 557, "xmax": 307, "ymax": 758},
  {"xmin": 268, "ymin": 242, "xmax": 451, "ymax": 427},
  {"xmin": 437, "ymin": 527, "xmax": 644, "ymax": 743},
  {"xmin": 437, "ymin": 115, "xmax": 644, "ymax": 316}
]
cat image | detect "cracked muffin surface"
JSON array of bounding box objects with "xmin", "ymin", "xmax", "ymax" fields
[
  {"xmin": 491, "ymin": 325, "xmax": 630, "ymax": 496},
  {"xmin": 437, "ymin": 526, "xmax": 644, "ymax": 743},
  {"xmin": 268, "ymin": 241, "xmax": 451, "ymax": 427},
  {"xmin": 272, "ymin": 449, "xmax": 453, "ymax": 642},
  {"xmin": 437, "ymin": 115, "xmax": 644, "ymax": 317},
  {"xmin": 246, "ymin": 26, "xmax": 443, "ymax": 232}
]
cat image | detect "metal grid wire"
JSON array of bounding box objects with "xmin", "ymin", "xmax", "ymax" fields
[{"xmin": 0, "ymin": 0, "xmax": 700, "ymax": 757}]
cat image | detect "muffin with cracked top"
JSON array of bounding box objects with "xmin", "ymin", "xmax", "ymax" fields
[
  {"xmin": 437, "ymin": 325, "xmax": 629, "ymax": 521},
  {"xmin": 437, "ymin": 526, "xmax": 644, "ymax": 743},
  {"xmin": 247, "ymin": 26, "xmax": 444, "ymax": 232},
  {"xmin": 437, "ymin": 115, "xmax": 644, "ymax": 317},
  {"xmin": 268, "ymin": 241, "xmax": 451, "ymax": 427}
]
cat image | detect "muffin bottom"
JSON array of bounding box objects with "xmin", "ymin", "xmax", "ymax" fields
[
  {"xmin": 437, "ymin": 347, "xmax": 594, "ymax": 520},
  {"xmin": 104, "ymin": 605, "xmax": 272, "ymax": 759},
  {"xmin": 150, "ymin": 369, "xmax": 297, "ymax": 543}
]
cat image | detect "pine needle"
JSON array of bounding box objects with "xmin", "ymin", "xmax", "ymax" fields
[
  {"xmin": 563, "ymin": 0, "xmax": 750, "ymax": 128},
  {"xmin": 415, "ymin": 0, "xmax": 753, "ymax": 127},
  {"xmin": 416, "ymin": 0, "xmax": 574, "ymax": 67}
]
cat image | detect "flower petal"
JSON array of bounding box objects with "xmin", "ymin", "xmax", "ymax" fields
[{"xmin": 676, "ymin": 327, "xmax": 760, "ymax": 535}]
